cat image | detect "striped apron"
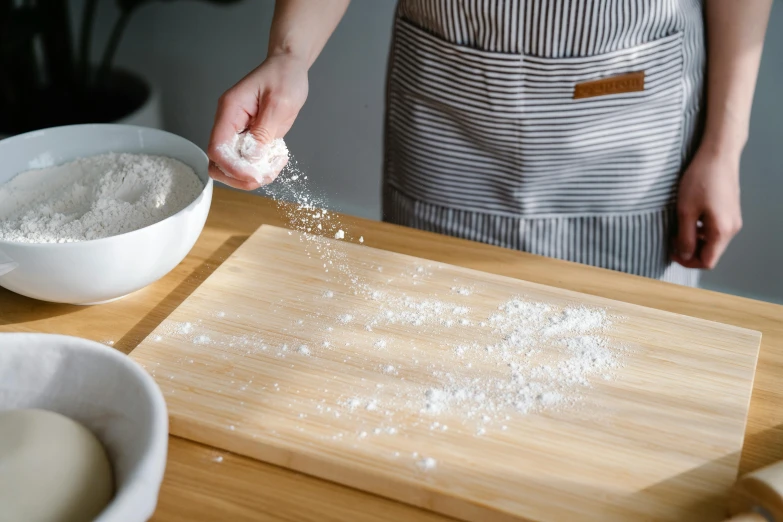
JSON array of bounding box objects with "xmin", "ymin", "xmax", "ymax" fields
[{"xmin": 382, "ymin": 0, "xmax": 705, "ymax": 286}]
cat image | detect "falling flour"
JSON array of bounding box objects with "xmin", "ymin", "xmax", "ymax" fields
[
  {"xmin": 250, "ymin": 151, "xmax": 368, "ymax": 290},
  {"xmin": 0, "ymin": 152, "xmax": 203, "ymax": 243},
  {"xmin": 217, "ymin": 133, "xmax": 289, "ymax": 184}
]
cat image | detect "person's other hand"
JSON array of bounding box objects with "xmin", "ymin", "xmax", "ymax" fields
[
  {"xmin": 672, "ymin": 145, "xmax": 743, "ymax": 269},
  {"xmin": 208, "ymin": 54, "xmax": 308, "ymax": 190}
]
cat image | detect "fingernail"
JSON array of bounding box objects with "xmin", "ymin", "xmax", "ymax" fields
[{"xmin": 681, "ymin": 252, "xmax": 692, "ymax": 261}]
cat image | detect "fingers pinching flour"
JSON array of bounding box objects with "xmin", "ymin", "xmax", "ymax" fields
[{"xmin": 216, "ymin": 133, "xmax": 289, "ymax": 184}]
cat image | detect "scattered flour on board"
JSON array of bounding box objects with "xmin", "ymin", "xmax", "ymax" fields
[
  {"xmin": 178, "ymin": 322, "xmax": 194, "ymax": 335},
  {"xmin": 160, "ymin": 293, "xmax": 627, "ymax": 455},
  {"xmin": 416, "ymin": 457, "xmax": 437, "ymax": 471},
  {"xmin": 0, "ymin": 152, "xmax": 203, "ymax": 243},
  {"xmin": 409, "ymin": 301, "xmax": 622, "ymax": 423},
  {"xmin": 145, "ymin": 148, "xmax": 629, "ymax": 473}
]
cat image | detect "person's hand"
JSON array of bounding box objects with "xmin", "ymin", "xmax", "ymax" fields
[
  {"xmin": 672, "ymin": 145, "xmax": 743, "ymax": 269},
  {"xmin": 208, "ymin": 53, "xmax": 309, "ymax": 190}
]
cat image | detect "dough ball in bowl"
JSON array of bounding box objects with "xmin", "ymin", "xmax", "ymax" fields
[
  {"xmin": 0, "ymin": 333, "xmax": 168, "ymax": 522},
  {"xmin": 0, "ymin": 409, "xmax": 114, "ymax": 522}
]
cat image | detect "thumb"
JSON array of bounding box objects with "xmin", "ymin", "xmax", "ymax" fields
[
  {"xmin": 244, "ymin": 96, "xmax": 281, "ymax": 157},
  {"xmin": 675, "ymin": 206, "xmax": 699, "ymax": 262}
]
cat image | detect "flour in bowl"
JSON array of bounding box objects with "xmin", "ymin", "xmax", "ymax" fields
[{"xmin": 0, "ymin": 152, "xmax": 203, "ymax": 243}]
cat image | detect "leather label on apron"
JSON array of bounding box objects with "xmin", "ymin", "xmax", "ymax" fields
[{"xmin": 573, "ymin": 71, "xmax": 645, "ymax": 99}]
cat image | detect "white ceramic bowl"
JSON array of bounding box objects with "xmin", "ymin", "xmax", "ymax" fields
[
  {"xmin": 0, "ymin": 333, "xmax": 168, "ymax": 522},
  {"xmin": 0, "ymin": 124, "xmax": 212, "ymax": 305}
]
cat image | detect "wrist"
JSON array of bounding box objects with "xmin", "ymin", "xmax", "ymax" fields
[
  {"xmin": 691, "ymin": 134, "xmax": 742, "ymax": 182},
  {"xmin": 700, "ymin": 109, "xmax": 749, "ymax": 163},
  {"xmin": 267, "ymin": 32, "xmax": 315, "ymax": 68},
  {"xmin": 698, "ymin": 132, "xmax": 745, "ymax": 167},
  {"xmin": 267, "ymin": 43, "xmax": 305, "ymax": 60}
]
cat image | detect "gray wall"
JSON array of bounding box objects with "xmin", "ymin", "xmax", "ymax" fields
[{"xmin": 79, "ymin": 1, "xmax": 782, "ymax": 304}]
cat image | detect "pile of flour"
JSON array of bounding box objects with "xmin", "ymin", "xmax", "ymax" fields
[{"xmin": 0, "ymin": 152, "xmax": 203, "ymax": 243}]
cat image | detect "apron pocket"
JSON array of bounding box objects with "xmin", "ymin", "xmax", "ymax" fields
[{"xmin": 386, "ymin": 16, "xmax": 685, "ymax": 218}]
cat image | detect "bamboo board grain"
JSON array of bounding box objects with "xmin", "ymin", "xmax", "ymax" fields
[{"xmin": 131, "ymin": 225, "xmax": 761, "ymax": 522}]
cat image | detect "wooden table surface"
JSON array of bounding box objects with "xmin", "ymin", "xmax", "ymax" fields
[{"xmin": 2, "ymin": 187, "xmax": 781, "ymax": 522}]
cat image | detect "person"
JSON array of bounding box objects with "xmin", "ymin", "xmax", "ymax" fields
[{"xmin": 207, "ymin": 0, "xmax": 772, "ymax": 286}]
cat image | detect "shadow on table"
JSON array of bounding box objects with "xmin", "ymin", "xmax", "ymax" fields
[
  {"xmin": 113, "ymin": 234, "xmax": 249, "ymax": 354},
  {"xmin": 629, "ymin": 451, "xmax": 741, "ymax": 521},
  {"xmin": 0, "ymin": 288, "xmax": 83, "ymax": 326},
  {"xmin": 738, "ymin": 422, "xmax": 783, "ymax": 474}
]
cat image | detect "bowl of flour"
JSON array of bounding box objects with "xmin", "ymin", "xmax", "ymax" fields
[{"xmin": 0, "ymin": 124, "xmax": 212, "ymax": 304}]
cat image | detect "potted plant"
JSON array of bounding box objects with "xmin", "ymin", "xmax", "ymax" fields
[{"xmin": 0, "ymin": 0, "xmax": 240, "ymax": 137}]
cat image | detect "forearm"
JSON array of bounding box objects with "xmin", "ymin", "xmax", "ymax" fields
[
  {"xmin": 701, "ymin": 0, "xmax": 772, "ymax": 160},
  {"xmin": 268, "ymin": 0, "xmax": 350, "ymax": 68}
]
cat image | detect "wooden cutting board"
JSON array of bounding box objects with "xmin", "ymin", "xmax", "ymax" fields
[{"xmin": 130, "ymin": 225, "xmax": 761, "ymax": 522}]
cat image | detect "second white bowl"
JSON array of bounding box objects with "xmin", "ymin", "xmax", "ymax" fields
[{"xmin": 0, "ymin": 333, "xmax": 169, "ymax": 522}]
